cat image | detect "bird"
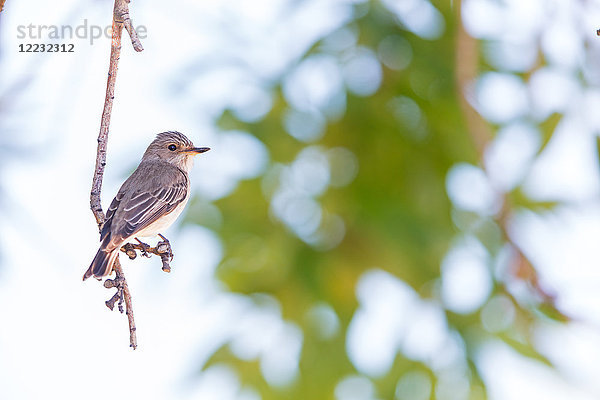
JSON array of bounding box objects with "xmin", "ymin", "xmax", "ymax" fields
[{"xmin": 83, "ymin": 131, "xmax": 210, "ymax": 281}]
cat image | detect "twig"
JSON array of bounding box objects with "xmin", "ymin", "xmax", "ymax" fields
[
  {"xmin": 115, "ymin": 0, "xmax": 144, "ymax": 52},
  {"xmin": 89, "ymin": 0, "xmax": 144, "ymax": 350},
  {"xmin": 0, "ymin": 0, "xmax": 6, "ymax": 13}
]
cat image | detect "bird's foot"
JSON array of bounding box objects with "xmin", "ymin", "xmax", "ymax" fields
[
  {"xmin": 118, "ymin": 235, "xmax": 173, "ymax": 273},
  {"xmin": 119, "ymin": 239, "xmax": 152, "ymax": 258},
  {"xmin": 104, "ymin": 274, "xmax": 126, "ymax": 313},
  {"xmin": 157, "ymin": 234, "xmax": 173, "ymax": 273},
  {"xmin": 135, "ymin": 238, "xmax": 152, "ymax": 257}
]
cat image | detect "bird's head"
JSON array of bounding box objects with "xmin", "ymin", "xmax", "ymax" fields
[{"xmin": 143, "ymin": 131, "xmax": 210, "ymax": 171}]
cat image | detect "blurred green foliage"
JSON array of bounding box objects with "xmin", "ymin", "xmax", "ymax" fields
[{"xmin": 186, "ymin": 1, "xmax": 565, "ymax": 399}]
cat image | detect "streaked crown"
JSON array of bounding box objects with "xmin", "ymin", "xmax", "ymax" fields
[
  {"xmin": 153, "ymin": 131, "xmax": 194, "ymax": 148},
  {"xmin": 142, "ymin": 131, "xmax": 204, "ymax": 170}
]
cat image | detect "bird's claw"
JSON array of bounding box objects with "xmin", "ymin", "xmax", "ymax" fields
[{"xmin": 135, "ymin": 238, "xmax": 152, "ymax": 258}]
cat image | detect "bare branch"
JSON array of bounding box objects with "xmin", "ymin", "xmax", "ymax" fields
[{"xmin": 89, "ymin": 0, "xmax": 144, "ymax": 350}]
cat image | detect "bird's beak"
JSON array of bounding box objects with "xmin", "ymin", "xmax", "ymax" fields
[{"xmin": 185, "ymin": 147, "xmax": 210, "ymax": 154}]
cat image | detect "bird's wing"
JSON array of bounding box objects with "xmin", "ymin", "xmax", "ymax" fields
[
  {"xmin": 100, "ymin": 189, "xmax": 125, "ymax": 242},
  {"xmin": 112, "ymin": 174, "xmax": 188, "ymax": 242}
]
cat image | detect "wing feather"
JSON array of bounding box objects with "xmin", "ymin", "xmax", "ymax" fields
[
  {"xmin": 113, "ymin": 178, "xmax": 188, "ymax": 241},
  {"xmin": 100, "ymin": 190, "xmax": 125, "ymax": 242}
]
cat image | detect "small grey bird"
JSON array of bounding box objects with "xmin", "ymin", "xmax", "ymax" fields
[{"xmin": 83, "ymin": 131, "xmax": 209, "ymax": 281}]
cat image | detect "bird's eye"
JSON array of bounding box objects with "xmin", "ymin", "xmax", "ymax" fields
[{"xmin": 168, "ymin": 144, "xmax": 177, "ymax": 151}]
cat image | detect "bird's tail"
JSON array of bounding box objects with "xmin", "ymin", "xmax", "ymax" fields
[{"xmin": 83, "ymin": 246, "xmax": 119, "ymax": 281}]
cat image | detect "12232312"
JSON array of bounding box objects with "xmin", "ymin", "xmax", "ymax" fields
[{"xmin": 18, "ymin": 43, "xmax": 75, "ymax": 53}]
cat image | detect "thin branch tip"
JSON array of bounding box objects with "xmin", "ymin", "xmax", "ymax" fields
[
  {"xmin": 114, "ymin": 0, "xmax": 144, "ymax": 52},
  {"xmin": 124, "ymin": 21, "xmax": 144, "ymax": 52}
]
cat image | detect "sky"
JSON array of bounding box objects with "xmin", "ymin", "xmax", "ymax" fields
[{"xmin": 2, "ymin": 0, "xmax": 600, "ymax": 399}]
